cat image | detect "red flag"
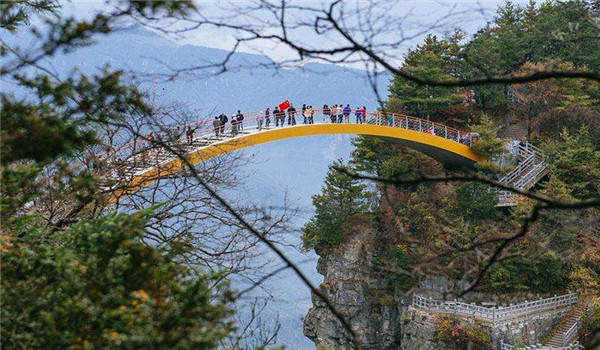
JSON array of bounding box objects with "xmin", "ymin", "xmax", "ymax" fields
[{"xmin": 279, "ymin": 100, "xmax": 291, "ymax": 111}]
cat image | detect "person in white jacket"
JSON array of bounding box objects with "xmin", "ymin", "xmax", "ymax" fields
[{"xmin": 256, "ymin": 112, "xmax": 264, "ymax": 131}]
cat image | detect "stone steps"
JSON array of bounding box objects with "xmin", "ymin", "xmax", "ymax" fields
[{"xmin": 544, "ymin": 303, "xmax": 586, "ymax": 347}]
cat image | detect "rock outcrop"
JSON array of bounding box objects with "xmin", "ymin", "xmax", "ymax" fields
[{"xmin": 303, "ymin": 224, "xmax": 402, "ymax": 350}]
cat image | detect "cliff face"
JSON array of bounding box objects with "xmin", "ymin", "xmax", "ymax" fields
[
  {"xmin": 303, "ymin": 224, "xmax": 402, "ymax": 350},
  {"xmin": 303, "ymin": 226, "xmax": 564, "ymax": 350}
]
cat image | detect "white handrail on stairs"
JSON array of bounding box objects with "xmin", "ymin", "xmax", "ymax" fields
[
  {"xmin": 562, "ymin": 320, "xmax": 580, "ymax": 346},
  {"xmin": 500, "ymin": 340, "xmax": 583, "ymax": 350},
  {"xmin": 496, "ymin": 141, "xmax": 549, "ymax": 207}
]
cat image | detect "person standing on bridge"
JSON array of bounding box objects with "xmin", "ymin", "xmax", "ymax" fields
[
  {"xmin": 343, "ymin": 104, "xmax": 351, "ymax": 123},
  {"xmin": 274, "ymin": 107, "xmax": 279, "ymax": 127},
  {"xmin": 387, "ymin": 113, "xmax": 394, "ymax": 126},
  {"xmin": 186, "ymin": 126, "xmax": 194, "ymax": 144},
  {"xmin": 336, "ymin": 104, "xmax": 343, "ymax": 123},
  {"xmin": 323, "ymin": 104, "xmax": 330, "ymax": 122},
  {"xmin": 212, "ymin": 117, "xmax": 221, "ymax": 137},
  {"xmin": 274, "ymin": 106, "xmax": 282, "ymax": 127},
  {"xmin": 330, "ymin": 104, "xmax": 337, "ymax": 123},
  {"xmin": 355, "ymin": 107, "xmax": 362, "ymax": 124},
  {"xmin": 236, "ymin": 110, "xmax": 244, "ymax": 131},
  {"xmin": 307, "ymin": 105, "xmax": 315, "ymax": 124},
  {"xmin": 265, "ymin": 108, "xmax": 271, "ymax": 128},
  {"xmin": 362, "ymin": 106, "xmax": 367, "ymax": 122},
  {"xmin": 256, "ymin": 111, "xmax": 264, "ymax": 131},
  {"xmin": 219, "ymin": 113, "xmax": 228, "ymax": 134},
  {"xmin": 231, "ymin": 115, "xmax": 239, "ymax": 135},
  {"xmin": 288, "ymin": 104, "xmax": 297, "ymax": 125},
  {"xmin": 301, "ymin": 104, "xmax": 307, "ymax": 124}
]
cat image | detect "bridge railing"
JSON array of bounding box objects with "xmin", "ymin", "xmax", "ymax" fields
[{"xmin": 412, "ymin": 293, "xmax": 577, "ymax": 323}]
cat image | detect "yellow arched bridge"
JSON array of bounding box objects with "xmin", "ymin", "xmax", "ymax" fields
[
  {"xmin": 103, "ymin": 108, "xmax": 485, "ymax": 202},
  {"xmin": 103, "ymin": 107, "xmax": 549, "ymax": 206}
]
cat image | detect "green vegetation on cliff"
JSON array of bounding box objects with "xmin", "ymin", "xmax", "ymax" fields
[
  {"xmin": 302, "ymin": 159, "xmax": 376, "ymax": 249},
  {"xmin": 304, "ymin": 0, "xmax": 600, "ymax": 297}
]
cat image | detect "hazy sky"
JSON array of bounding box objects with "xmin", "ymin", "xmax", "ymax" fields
[{"xmin": 64, "ymin": 0, "xmax": 528, "ymax": 68}]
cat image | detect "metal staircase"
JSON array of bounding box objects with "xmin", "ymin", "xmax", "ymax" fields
[{"xmin": 497, "ymin": 142, "xmax": 550, "ymax": 207}]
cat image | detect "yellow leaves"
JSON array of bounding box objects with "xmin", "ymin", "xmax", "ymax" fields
[
  {"xmin": 1, "ymin": 234, "xmax": 14, "ymax": 253},
  {"xmin": 395, "ymin": 243, "xmax": 408, "ymax": 252},
  {"xmin": 76, "ymin": 22, "xmax": 89, "ymax": 33},
  {"xmin": 568, "ymin": 266, "xmax": 600, "ymax": 294},
  {"xmin": 109, "ymin": 331, "xmax": 119, "ymax": 340},
  {"xmin": 132, "ymin": 289, "xmax": 150, "ymax": 301}
]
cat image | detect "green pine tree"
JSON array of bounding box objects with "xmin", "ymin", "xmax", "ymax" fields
[
  {"xmin": 388, "ymin": 33, "xmax": 469, "ymax": 122},
  {"xmin": 302, "ymin": 159, "xmax": 375, "ymax": 249}
]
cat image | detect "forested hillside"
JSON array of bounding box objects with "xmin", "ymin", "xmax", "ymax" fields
[{"xmin": 303, "ymin": 2, "xmax": 599, "ymax": 349}]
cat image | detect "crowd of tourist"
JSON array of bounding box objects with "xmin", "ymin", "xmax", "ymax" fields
[
  {"xmin": 136, "ymin": 102, "xmax": 474, "ymax": 166},
  {"xmin": 207, "ymin": 103, "xmax": 369, "ymax": 136}
]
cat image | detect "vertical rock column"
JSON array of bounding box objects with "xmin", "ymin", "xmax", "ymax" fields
[{"xmin": 303, "ymin": 226, "xmax": 401, "ymax": 350}]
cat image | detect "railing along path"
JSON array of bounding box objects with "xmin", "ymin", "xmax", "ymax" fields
[{"xmin": 412, "ymin": 293, "xmax": 577, "ymax": 323}]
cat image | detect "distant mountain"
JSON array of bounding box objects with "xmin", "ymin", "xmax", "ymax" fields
[{"xmin": 3, "ymin": 25, "xmax": 389, "ymax": 113}]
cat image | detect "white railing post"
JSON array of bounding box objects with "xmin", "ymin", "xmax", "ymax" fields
[{"xmin": 419, "ymin": 119, "xmax": 422, "ymax": 132}]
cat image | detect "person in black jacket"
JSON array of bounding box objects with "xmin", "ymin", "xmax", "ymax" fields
[
  {"xmin": 219, "ymin": 113, "xmax": 228, "ymax": 134},
  {"xmin": 288, "ymin": 105, "xmax": 297, "ymax": 125},
  {"xmin": 273, "ymin": 107, "xmax": 282, "ymax": 127},
  {"xmin": 236, "ymin": 110, "xmax": 244, "ymax": 131},
  {"xmin": 302, "ymin": 104, "xmax": 307, "ymax": 124}
]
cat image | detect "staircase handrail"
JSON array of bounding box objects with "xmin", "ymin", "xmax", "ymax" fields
[
  {"xmin": 500, "ymin": 340, "xmax": 583, "ymax": 350},
  {"xmin": 499, "ymin": 154, "xmax": 536, "ymax": 184},
  {"xmin": 562, "ymin": 320, "xmax": 580, "ymax": 346},
  {"xmin": 517, "ymin": 142, "xmax": 547, "ymax": 160},
  {"xmin": 412, "ymin": 293, "xmax": 577, "ymax": 323},
  {"xmin": 513, "ymin": 162, "xmax": 549, "ymax": 190}
]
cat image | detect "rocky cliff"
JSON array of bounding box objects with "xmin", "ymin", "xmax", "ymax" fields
[
  {"xmin": 303, "ymin": 225, "xmax": 565, "ymax": 350},
  {"xmin": 303, "ymin": 223, "xmax": 402, "ymax": 350}
]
